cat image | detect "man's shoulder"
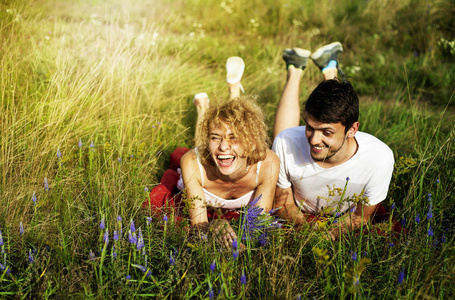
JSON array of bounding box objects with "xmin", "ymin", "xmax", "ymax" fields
[
  {"xmin": 275, "ymin": 126, "xmax": 306, "ymax": 140},
  {"xmin": 356, "ymin": 131, "xmax": 394, "ymax": 160}
]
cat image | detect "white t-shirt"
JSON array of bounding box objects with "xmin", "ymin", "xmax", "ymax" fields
[{"xmin": 272, "ymin": 126, "xmax": 394, "ymax": 214}]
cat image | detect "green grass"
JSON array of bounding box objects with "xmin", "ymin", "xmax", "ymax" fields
[{"xmin": 1, "ymin": 0, "xmax": 454, "ymax": 298}]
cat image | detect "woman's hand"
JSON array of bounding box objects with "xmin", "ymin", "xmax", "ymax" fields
[{"xmin": 210, "ymin": 219, "xmax": 246, "ymax": 251}]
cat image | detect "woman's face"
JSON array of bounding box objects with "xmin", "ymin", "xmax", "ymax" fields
[{"xmin": 208, "ymin": 121, "xmax": 248, "ymax": 178}]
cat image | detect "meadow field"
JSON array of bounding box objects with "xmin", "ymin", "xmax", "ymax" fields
[{"xmin": 1, "ymin": 0, "xmax": 454, "ymax": 298}]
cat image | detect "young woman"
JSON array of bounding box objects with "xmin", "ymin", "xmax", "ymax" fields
[{"xmin": 180, "ymin": 57, "xmax": 279, "ymax": 249}]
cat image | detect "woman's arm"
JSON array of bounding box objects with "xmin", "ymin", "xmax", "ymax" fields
[
  {"xmin": 254, "ymin": 149, "xmax": 280, "ymax": 212},
  {"xmin": 180, "ymin": 150, "xmax": 208, "ymax": 226}
]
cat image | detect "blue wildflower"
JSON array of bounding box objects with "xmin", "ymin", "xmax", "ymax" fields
[
  {"xmin": 436, "ymin": 179, "xmax": 440, "ymax": 184},
  {"xmin": 350, "ymin": 250, "xmax": 357, "ymax": 261},
  {"xmin": 130, "ymin": 219, "xmax": 135, "ymax": 233},
  {"xmin": 117, "ymin": 157, "xmax": 121, "ymax": 162},
  {"xmin": 232, "ymin": 250, "xmax": 239, "ymax": 260},
  {"xmin": 415, "ymin": 213, "xmax": 420, "ymax": 224},
  {"xmin": 44, "ymin": 177, "xmax": 49, "ymax": 192},
  {"xmin": 210, "ymin": 259, "xmax": 216, "ymax": 272},
  {"xmin": 335, "ymin": 211, "xmax": 341, "ymax": 217},
  {"xmin": 90, "ymin": 141, "xmax": 94, "ymax": 150},
  {"xmin": 100, "ymin": 217, "xmax": 105, "ymax": 230},
  {"xmin": 401, "ymin": 216, "xmax": 406, "ymax": 227},
  {"xmin": 350, "ymin": 206, "xmax": 356, "ymax": 213},
  {"xmin": 169, "ymin": 252, "xmax": 175, "ymax": 266},
  {"xmin": 391, "ymin": 203, "xmax": 396, "ymax": 210},
  {"xmin": 389, "ymin": 242, "xmax": 394, "ymax": 247},
  {"xmin": 240, "ymin": 268, "xmax": 247, "ymax": 285},
  {"xmin": 117, "ymin": 215, "xmax": 122, "ymax": 222},
  {"xmin": 112, "ymin": 245, "xmax": 117, "ymax": 259},
  {"xmin": 428, "ymin": 226, "xmax": 434, "ymax": 236},
  {"xmin": 146, "ymin": 217, "xmax": 152, "ymax": 226},
  {"xmin": 0, "ymin": 263, "xmax": 11, "ymax": 275},
  {"xmin": 163, "ymin": 214, "xmax": 168, "ymax": 223},
  {"xmin": 113, "ymin": 230, "xmax": 119, "ymax": 241},
  {"xmin": 20, "ymin": 222, "xmax": 24, "ymax": 235},
  {"xmin": 89, "ymin": 250, "xmax": 95, "ymax": 261},
  {"xmin": 144, "ymin": 187, "xmax": 149, "ymax": 193},
  {"xmin": 78, "ymin": 139, "xmax": 83, "ymax": 148},
  {"xmin": 57, "ymin": 148, "xmax": 62, "ymax": 158},
  {"xmin": 232, "ymin": 240, "xmax": 238, "ymax": 250},
  {"xmin": 125, "ymin": 274, "xmax": 131, "ymax": 280},
  {"xmin": 296, "ymin": 295, "xmax": 301, "ymax": 300},
  {"xmin": 397, "ymin": 266, "xmax": 405, "ymax": 284},
  {"xmin": 426, "ymin": 207, "xmax": 433, "ymax": 220},
  {"xmin": 0, "ymin": 229, "xmax": 3, "ymax": 246},
  {"xmin": 208, "ymin": 285, "xmax": 214, "ymax": 299},
  {"xmin": 137, "ymin": 228, "xmax": 144, "ymax": 250},
  {"xmin": 103, "ymin": 230, "xmax": 109, "ymax": 245},
  {"xmin": 441, "ymin": 234, "xmax": 446, "ymax": 243},
  {"xmin": 428, "ymin": 194, "xmax": 432, "ymax": 200},
  {"xmin": 132, "ymin": 264, "xmax": 152, "ymax": 277},
  {"xmin": 346, "ymin": 177, "xmax": 350, "ymax": 181},
  {"xmin": 28, "ymin": 249, "xmax": 34, "ymax": 264},
  {"xmin": 32, "ymin": 193, "xmax": 37, "ymax": 205},
  {"xmin": 128, "ymin": 230, "xmax": 137, "ymax": 244}
]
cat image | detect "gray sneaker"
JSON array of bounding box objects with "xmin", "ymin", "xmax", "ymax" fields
[
  {"xmin": 282, "ymin": 48, "xmax": 311, "ymax": 70},
  {"xmin": 310, "ymin": 42, "xmax": 343, "ymax": 71}
]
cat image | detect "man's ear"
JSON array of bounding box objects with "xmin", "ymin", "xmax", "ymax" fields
[{"xmin": 347, "ymin": 122, "xmax": 360, "ymax": 138}]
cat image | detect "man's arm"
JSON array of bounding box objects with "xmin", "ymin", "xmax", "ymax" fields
[
  {"xmin": 274, "ymin": 186, "xmax": 307, "ymax": 225},
  {"xmin": 328, "ymin": 202, "xmax": 377, "ymax": 240}
]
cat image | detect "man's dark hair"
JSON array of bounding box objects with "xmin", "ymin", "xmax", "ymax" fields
[{"xmin": 304, "ymin": 78, "xmax": 359, "ymax": 133}]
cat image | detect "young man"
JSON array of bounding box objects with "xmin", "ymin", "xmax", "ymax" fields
[{"xmin": 272, "ymin": 42, "xmax": 394, "ymax": 240}]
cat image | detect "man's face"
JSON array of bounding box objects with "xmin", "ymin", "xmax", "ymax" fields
[{"xmin": 304, "ymin": 114, "xmax": 351, "ymax": 164}]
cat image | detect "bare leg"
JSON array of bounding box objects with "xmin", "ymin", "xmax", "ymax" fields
[
  {"xmin": 323, "ymin": 68, "xmax": 338, "ymax": 80},
  {"xmin": 228, "ymin": 82, "xmax": 241, "ymax": 100},
  {"xmin": 273, "ymin": 66, "xmax": 303, "ymax": 138},
  {"xmin": 193, "ymin": 93, "xmax": 210, "ymax": 142}
]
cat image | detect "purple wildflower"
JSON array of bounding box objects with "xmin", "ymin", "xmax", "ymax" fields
[
  {"xmin": 441, "ymin": 234, "xmax": 446, "ymax": 243},
  {"xmin": 136, "ymin": 228, "xmax": 144, "ymax": 250},
  {"xmin": 130, "ymin": 219, "xmax": 135, "ymax": 233},
  {"xmin": 389, "ymin": 242, "xmax": 394, "ymax": 247},
  {"xmin": 0, "ymin": 263, "xmax": 11, "ymax": 275},
  {"xmin": 57, "ymin": 148, "xmax": 62, "ymax": 158},
  {"xmin": 144, "ymin": 187, "xmax": 149, "ymax": 193},
  {"xmin": 415, "ymin": 213, "xmax": 420, "ymax": 224},
  {"xmin": 117, "ymin": 157, "xmax": 121, "ymax": 162},
  {"xmin": 428, "ymin": 194, "xmax": 432, "ymax": 200},
  {"xmin": 78, "ymin": 139, "xmax": 83, "ymax": 148},
  {"xmin": 401, "ymin": 216, "xmax": 406, "ymax": 227},
  {"xmin": 210, "ymin": 259, "xmax": 216, "ymax": 272},
  {"xmin": 103, "ymin": 230, "xmax": 109, "ymax": 245},
  {"xmin": 163, "ymin": 214, "xmax": 168, "ymax": 223},
  {"xmin": 296, "ymin": 295, "xmax": 302, "ymax": 300},
  {"xmin": 44, "ymin": 177, "xmax": 49, "ymax": 192},
  {"xmin": 132, "ymin": 264, "xmax": 152, "ymax": 277},
  {"xmin": 90, "ymin": 141, "xmax": 94, "ymax": 149},
  {"xmin": 350, "ymin": 206, "xmax": 356, "ymax": 213},
  {"xmin": 89, "ymin": 250, "xmax": 95, "ymax": 261},
  {"xmin": 146, "ymin": 217, "xmax": 152, "ymax": 226},
  {"xmin": 112, "ymin": 245, "xmax": 117, "ymax": 259},
  {"xmin": 208, "ymin": 285, "xmax": 214, "ymax": 299},
  {"xmin": 232, "ymin": 240, "xmax": 238, "ymax": 250},
  {"xmin": 335, "ymin": 211, "xmax": 341, "ymax": 217},
  {"xmin": 32, "ymin": 193, "xmax": 37, "ymax": 205},
  {"xmin": 397, "ymin": 266, "xmax": 405, "ymax": 284},
  {"xmin": 0, "ymin": 229, "xmax": 3, "ymax": 246},
  {"xmin": 427, "ymin": 226, "xmax": 434, "ymax": 236},
  {"xmin": 113, "ymin": 230, "xmax": 119, "ymax": 241},
  {"xmin": 436, "ymin": 179, "xmax": 440, "ymax": 184},
  {"xmin": 100, "ymin": 217, "xmax": 105, "ymax": 230},
  {"xmin": 232, "ymin": 250, "xmax": 239, "ymax": 260},
  {"xmin": 128, "ymin": 230, "xmax": 137, "ymax": 244},
  {"xmin": 426, "ymin": 207, "xmax": 433, "ymax": 220},
  {"xmin": 28, "ymin": 249, "xmax": 34, "ymax": 264},
  {"xmin": 117, "ymin": 215, "xmax": 122, "ymax": 222},
  {"xmin": 169, "ymin": 252, "xmax": 175, "ymax": 266},
  {"xmin": 240, "ymin": 268, "xmax": 247, "ymax": 285},
  {"xmin": 20, "ymin": 222, "xmax": 24, "ymax": 235},
  {"xmin": 125, "ymin": 274, "xmax": 131, "ymax": 280},
  {"xmin": 346, "ymin": 177, "xmax": 350, "ymax": 181},
  {"xmin": 350, "ymin": 250, "xmax": 357, "ymax": 261},
  {"xmin": 391, "ymin": 203, "xmax": 396, "ymax": 210}
]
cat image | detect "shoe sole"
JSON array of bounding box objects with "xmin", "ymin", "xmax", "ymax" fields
[
  {"xmin": 310, "ymin": 42, "xmax": 343, "ymax": 61},
  {"xmin": 226, "ymin": 56, "xmax": 245, "ymax": 84}
]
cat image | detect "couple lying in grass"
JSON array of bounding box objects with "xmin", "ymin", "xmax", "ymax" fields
[{"xmin": 162, "ymin": 42, "xmax": 394, "ymax": 247}]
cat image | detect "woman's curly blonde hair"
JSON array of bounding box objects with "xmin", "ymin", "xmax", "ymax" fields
[{"xmin": 196, "ymin": 96, "xmax": 269, "ymax": 167}]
